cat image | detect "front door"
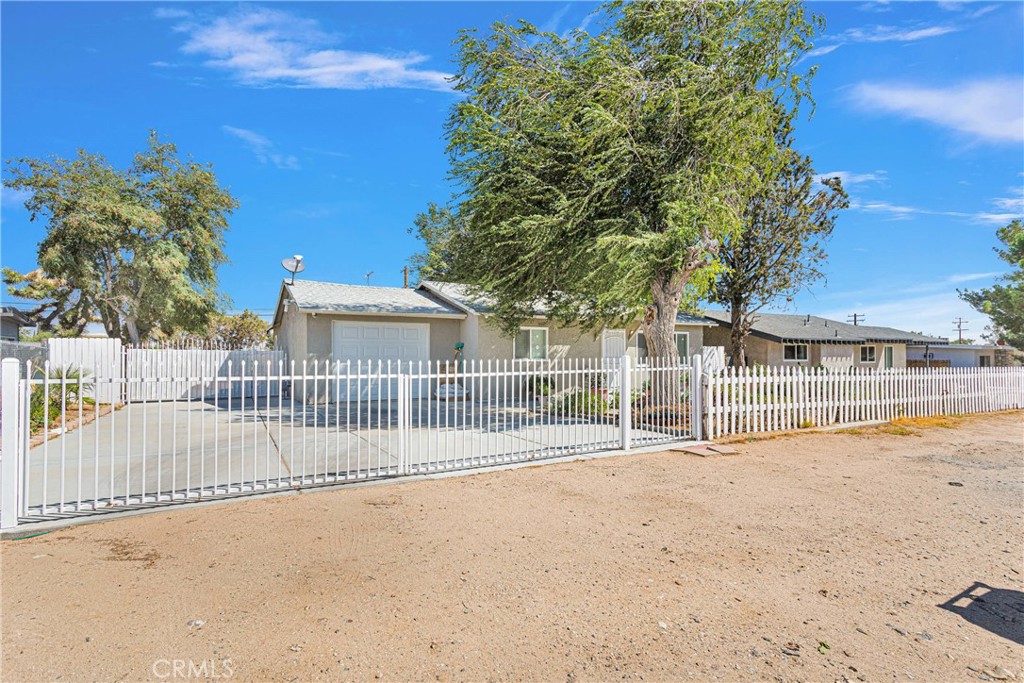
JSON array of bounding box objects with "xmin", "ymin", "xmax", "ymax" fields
[
  {"xmin": 602, "ymin": 330, "xmax": 627, "ymax": 360},
  {"xmin": 602, "ymin": 330, "xmax": 627, "ymax": 390}
]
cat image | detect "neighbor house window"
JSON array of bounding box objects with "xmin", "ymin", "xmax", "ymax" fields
[
  {"xmin": 979, "ymin": 355, "xmax": 992, "ymax": 367},
  {"xmin": 884, "ymin": 346, "xmax": 894, "ymax": 369},
  {"xmin": 637, "ymin": 331, "xmax": 689, "ymax": 362},
  {"xmin": 860, "ymin": 346, "xmax": 876, "ymax": 363},
  {"xmin": 783, "ymin": 344, "xmax": 808, "ymax": 361},
  {"xmin": 514, "ymin": 327, "xmax": 548, "ymax": 360}
]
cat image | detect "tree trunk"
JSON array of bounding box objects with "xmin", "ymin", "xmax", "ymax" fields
[
  {"xmin": 124, "ymin": 316, "xmax": 142, "ymax": 345},
  {"xmin": 639, "ymin": 271, "xmax": 687, "ymax": 417},
  {"xmin": 729, "ymin": 301, "xmax": 749, "ymax": 368},
  {"xmin": 641, "ymin": 272, "xmax": 686, "ymax": 364}
]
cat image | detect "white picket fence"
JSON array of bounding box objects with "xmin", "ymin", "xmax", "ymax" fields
[{"xmin": 704, "ymin": 365, "xmax": 1024, "ymax": 438}]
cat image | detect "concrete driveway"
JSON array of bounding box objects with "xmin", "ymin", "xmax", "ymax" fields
[{"xmin": 21, "ymin": 398, "xmax": 684, "ymax": 517}]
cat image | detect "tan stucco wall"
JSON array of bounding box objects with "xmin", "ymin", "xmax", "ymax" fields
[
  {"xmin": 473, "ymin": 319, "xmax": 708, "ymax": 363},
  {"xmin": 273, "ymin": 303, "xmax": 308, "ymax": 363},
  {"xmin": 475, "ymin": 317, "xmax": 602, "ymax": 362},
  {"xmin": 853, "ymin": 343, "xmax": 907, "ymax": 369},
  {"xmin": 702, "ymin": 325, "xmax": 914, "ymax": 368}
]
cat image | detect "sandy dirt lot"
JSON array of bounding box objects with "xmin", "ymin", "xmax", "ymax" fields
[{"xmin": 2, "ymin": 412, "xmax": 1022, "ymax": 682}]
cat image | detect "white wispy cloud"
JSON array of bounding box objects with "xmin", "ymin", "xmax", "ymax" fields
[
  {"xmin": 1, "ymin": 187, "xmax": 32, "ymax": 211},
  {"xmin": 844, "ymin": 25, "xmax": 958, "ymax": 42},
  {"xmin": 945, "ymin": 271, "xmax": 1004, "ymax": 284},
  {"xmin": 851, "ymin": 78, "xmax": 1024, "ymax": 144},
  {"xmin": 301, "ymin": 146, "xmax": 350, "ymax": 159},
  {"xmin": 806, "ymin": 21, "xmax": 957, "ymax": 60},
  {"xmin": 852, "ymin": 189, "xmax": 1023, "ymax": 226},
  {"xmin": 991, "ymin": 186, "xmax": 1024, "ymax": 212},
  {"xmin": 541, "ymin": 4, "xmax": 571, "ymax": 34},
  {"xmin": 856, "ymin": 1, "xmax": 892, "ymax": 13},
  {"xmin": 162, "ymin": 7, "xmax": 452, "ymax": 92},
  {"xmin": 806, "ymin": 44, "xmax": 841, "ymax": 57},
  {"xmin": 819, "ymin": 170, "xmax": 887, "ymax": 186},
  {"xmin": 154, "ymin": 7, "xmax": 191, "ymax": 20},
  {"xmin": 222, "ymin": 125, "xmax": 300, "ymax": 170}
]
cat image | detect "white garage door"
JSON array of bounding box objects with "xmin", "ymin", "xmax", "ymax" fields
[{"xmin": 332, "ymin": 321, "xmax": 430, "ymax": 399}]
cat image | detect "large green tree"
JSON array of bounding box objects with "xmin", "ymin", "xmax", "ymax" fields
[
  {"xmin": 4, "ymin": 132, "xmax": 238, "ymax": 344},
  {"xmin": 414, "ymin": 0, "xmax": 820, "ymax": 364},
  {"xmin": 712, "ymin": 115, "xmax": 848, "ymax": 367},
  {"xmin": 960, "ymin": 219, "xmax": 1023, "ymax": 349}
]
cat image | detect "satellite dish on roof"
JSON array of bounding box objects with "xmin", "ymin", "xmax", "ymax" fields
[{"xmin": 282, "ymin": 255, "xmax": 305, "ymax": 284}]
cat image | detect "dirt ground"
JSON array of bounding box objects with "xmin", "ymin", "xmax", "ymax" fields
[{"xmin": 2, "ymin": 412, "xmax": 1022, "ymax": 683}]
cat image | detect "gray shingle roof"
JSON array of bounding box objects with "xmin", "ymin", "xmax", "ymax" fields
[
  {"xmin": 419, "ymin": 281, "xmax": 494, "ymax": 314},
  {"xmin": 702, "ymin": 310, "xmax": 947, "ymax": 345},
  {"xmin": 285, "ymin": 280, "xmax": 465, "ymax": 317},
  {"xmin": 421, "ymin": 281, "xmax": 716, "ymax": 325}
]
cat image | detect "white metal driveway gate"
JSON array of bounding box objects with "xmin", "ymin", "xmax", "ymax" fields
[{"xmin": 0, "ymin": 355, "xmax": 701, "ymax": 529}]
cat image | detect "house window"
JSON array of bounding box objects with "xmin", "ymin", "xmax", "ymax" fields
[
  {"xmin": 979, "ymin": 355, "xmax": 992, "ymax": 367},
  {"xmin": 783, "ymin": 344, "xmax": 808, "ymax": 362},
  {"xmin": 514, "ymin": 327, "xmax": 548, "ymax": 360},
  {"xmin": 860, "ymin": 346, "xmax": 876, "ymax": 363},
  {"xmin": 637, "ymin": 331, "xmax": 689, "ymax": 361},
  {"xmin": 884, "ymin": 345, "xmax": 894, "ymax": 369}
]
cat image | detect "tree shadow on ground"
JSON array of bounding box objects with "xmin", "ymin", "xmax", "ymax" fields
[{"xmin": 939, "ymin": 582, "xmax": 1024, "ymax": 645}]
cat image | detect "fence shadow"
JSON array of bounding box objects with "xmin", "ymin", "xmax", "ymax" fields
[{"xmin": 938, "ymin": 582, "xmax": 1024, "ymax": 645}]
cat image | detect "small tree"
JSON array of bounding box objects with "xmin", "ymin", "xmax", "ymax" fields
[
  {"xmin": 4, "ymin": 132, "xmax": 238, "ymax": 343},
  {"xmin": 207, "ymin": 310, "xmax": 271, "ymax": 349},
  {"xmin": 414, "ymin": 0, "xmax": 821, "ymax": 369},
  {"xmin": 960, "ymin": 220, "xmax": 1023, "ymax": 349},
  {"xmin": 712, "ymin": 115, "xmax": 848, "ymax": 366}
]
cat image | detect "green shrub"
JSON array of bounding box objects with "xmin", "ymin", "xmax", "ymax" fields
[
  {"xmin": 523, "ymin": 375, "xmax": 554, "ymax": 397},
  {"xmin": 548, "ymin": 389, "xmax": 609, "ymax": 417},
  {"xmin": 29, "ymin": 365, "xmax": 94, "ymax": 433}
]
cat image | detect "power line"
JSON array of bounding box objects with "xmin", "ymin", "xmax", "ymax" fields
[{"xmin": 846, "ymin": 313, "xmax": 865, "ymax": 326}]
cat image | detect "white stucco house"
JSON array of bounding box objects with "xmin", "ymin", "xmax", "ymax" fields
[
  {"xmin": 269, "ymin": 279, "xmax": 718, "ymax": 368},
  {"xmin": 905, "ymin": 343, "xmax": 1003, "ymax": 368}
]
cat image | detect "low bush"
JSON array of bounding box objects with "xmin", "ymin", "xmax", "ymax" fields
[{"xmin": 548, "ymin": 389, "xmax": 609, "ymax": 417}]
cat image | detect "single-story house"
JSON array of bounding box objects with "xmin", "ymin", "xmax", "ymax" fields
[
  {"xmin": 702, "ymin": 311, "xmax": 948, "ymax": 369},
  {"xmin": 269, "ymin": 279, "xmax": 718, "ymax": 368},
  {"xmin": 1, "ymin": 306, "xmax": 31, "ymax": 341},
  {"xmin": 905, "ymin": 343, "xmax": 1008, "ymax": 368}
]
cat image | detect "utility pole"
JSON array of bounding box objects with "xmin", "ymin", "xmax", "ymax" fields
[
  {"xmin": 402, "ymin": 266, "xmax": 409, "ymax": 288},
  {"xmin": 952, "ymin": 317, "xmax": 969, "ymax": 343},
  {"xmin": 846, "ymin": 313, "xmax": 865, "ymax": 326}
]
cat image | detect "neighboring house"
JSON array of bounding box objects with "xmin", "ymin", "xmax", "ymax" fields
[
  {"xmin": 1, "ymin": 306, "xmax": 31, "ymax": 341},
  {"xmin": 702, "ymin": 310, "xmax": 947, "ymax": 369},
  {"xmin": 269, "ymin": 279, "xmax": 718, "ymax": 368},
  {"xmin": 906, "ymin": 343, "xmax": 1005, "ymax": 368}
]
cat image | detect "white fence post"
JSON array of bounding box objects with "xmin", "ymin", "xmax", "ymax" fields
[
  {"xmin": 691, "ymin": 353, "xmax": 703, "ymax": 441},
  {"xmin": 620, "ymin": 354, "xmax": 632, "ymax": 450},
  {"xmin": 1, "ymin": 358, "xmax": 22, "ymax": 530},
  {"xmin": 397, "ymin": 370, "xmax": 408, "ymax": 476}
]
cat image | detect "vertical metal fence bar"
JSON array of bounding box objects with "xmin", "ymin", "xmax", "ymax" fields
[
  {"xmin": 75, "ymin": 365, "xmax": 83, "ymax": 510},
  {"xmin": 58, "ymin": 368, "xmax": 67, "ymax": 513}
]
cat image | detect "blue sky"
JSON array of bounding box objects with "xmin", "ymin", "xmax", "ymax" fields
[{"xmin": 1, "ymin": 1, "xmax": 1022, "ymax": 340}]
